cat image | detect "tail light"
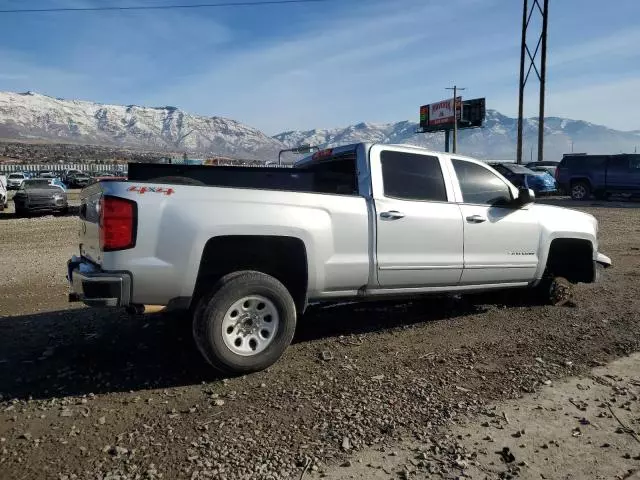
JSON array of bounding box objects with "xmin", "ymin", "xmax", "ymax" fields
[{"xmin": 100, "ymin": 196, "xmax": 137, "ymax": 251}]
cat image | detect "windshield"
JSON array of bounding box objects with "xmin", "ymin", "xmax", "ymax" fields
[
  {"xmin": 9, "ymin": 173, "xmax": 24, "ymax": 179},
  {"xmin": 505, "ymin": 164, "xmax": 537, "ymax": 174},
  {"xmin": 21, "ymin": 179, "xmax": 57, "ymax": 189}
]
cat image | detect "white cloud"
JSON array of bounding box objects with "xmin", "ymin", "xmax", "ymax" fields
[
  {"xmin": 0, "ymin": 0, "xmax": 638, "ymax": 134},
  {"xmin": 546, "ymin": 77, "xmax": 640, "ymax": 131},
  {"xmin": 144, "ymin": 0, "xmax": 507, "ymax": 133}
]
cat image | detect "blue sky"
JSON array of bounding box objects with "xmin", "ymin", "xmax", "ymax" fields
[{"xmin": 0, "ymin": 0, "xmax": 639, "ymax": 134}]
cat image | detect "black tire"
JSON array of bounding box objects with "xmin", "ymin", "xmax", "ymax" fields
[
  {"xmin": 150, "ymin": 176, "xmax": 206, "ymax": 186},
  {"xmin": 536, "ymin": 276, "xmax": 574, "ymax": 306},
  {"xmin": 192, "ymin": 271, "xmax": 297, "ymax": 375},
  {"xmin": 570, "ymin": 180, "xmax": 590, "ymax": 200},
  {"xmin": 14, "ymin": 207, "xmax": 27, "ymax": 218}
]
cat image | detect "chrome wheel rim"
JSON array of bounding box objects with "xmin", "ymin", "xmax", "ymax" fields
[
  {"xmin": 221, "ymin": 295, "xmax": 279, "ymax": 356},
  {"xmin": 572, "ymin": 185, "xmax": 586, "ymax": 199}
]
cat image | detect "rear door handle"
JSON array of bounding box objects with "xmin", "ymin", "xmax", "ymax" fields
[
  {"xmin": 466, "ymin": 214, "xmax": 487, "ymax": 223},
  {"xmin": 380, "ymin": 210, "xmax": 405, "ymax": 220}
]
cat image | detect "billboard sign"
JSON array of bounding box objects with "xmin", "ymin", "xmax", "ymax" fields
[
  {"xmin": 419, "ymin": 97, "xmax": 485, "ymax": 132},
  {"xmin": 428, "ymin": 97, "xmax": 462, "ymax": 126}
]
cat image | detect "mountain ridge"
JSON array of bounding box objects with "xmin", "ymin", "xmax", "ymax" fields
[
  {"xmin": 0, "ymin": 91, "xmax": 285, "ymax": 160},
  {"xmin": 0, "ymin": 90, "xmax": 637, "ymax": 162},
  {"xmin": 274, "ymin": 110, "xmax": 639, "ymax": 161}
]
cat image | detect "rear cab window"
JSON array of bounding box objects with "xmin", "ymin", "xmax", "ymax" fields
[{"xmin": 297, "ymin": 151, "xmax": 358, "ymax": 195}]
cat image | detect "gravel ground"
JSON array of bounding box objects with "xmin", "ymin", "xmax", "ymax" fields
[
  {"xmin": 323, "ymin": 353, "xmax": 640, "ymax": 480},
  {"xmin": 0, "ymin": 199, "xmax": 639, "ymax": 480}
]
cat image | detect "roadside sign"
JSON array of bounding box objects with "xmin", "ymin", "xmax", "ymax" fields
[{"xmin": 419, "ymin": 97, "xmax": 485, "ymax": 132}]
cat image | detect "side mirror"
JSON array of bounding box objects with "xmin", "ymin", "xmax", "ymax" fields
[{"xmin": 517, "ymin": 187, "xmax": 535, "ymax": 205}]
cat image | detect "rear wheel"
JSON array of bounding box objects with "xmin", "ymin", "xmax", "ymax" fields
[
  {"xmin": 570, "ymin": 181, "xmax": 590, "ymax": 200},
  {"xmin": 192, "ymin": 271, "xmax": 297, "ymax": 375}
]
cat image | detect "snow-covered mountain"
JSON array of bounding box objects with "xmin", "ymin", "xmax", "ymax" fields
[
  {"xmin": 275, "ymin": 110, "xmax": 640, "ymax": 161},
  {"xmin": 0, "ymin": 91, "xmax": 285, "ymax": 160},
  {"xmin": 0, "ymin": 91, "xmax": 637, "ymax": 162}
]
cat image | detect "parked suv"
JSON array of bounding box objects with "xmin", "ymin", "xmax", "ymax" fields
[
  {"xmin": 7, "ymin": 172, "xmax": 28, "ymax": 190},
  {"xmin": 556, "ymin": 153, "xmax": 640, "ymax": 200}
]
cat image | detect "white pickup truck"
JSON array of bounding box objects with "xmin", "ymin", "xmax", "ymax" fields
[{"xmin": 67, "ymin": 143, "xmax": 611, "ymax": 374}]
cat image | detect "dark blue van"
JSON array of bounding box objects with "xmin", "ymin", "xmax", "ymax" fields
[{"xmin": 555, "ymin": 153, "xmax": 640, "ymax": 200}]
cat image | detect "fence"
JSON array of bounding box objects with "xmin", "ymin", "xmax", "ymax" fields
[
  {"xmin": 0, "ymin": 161, "xmax": 293, "ymax": 174},
  {"xmin": 0, "ymin": 163, "xmax": 127, "ymax": 174}
]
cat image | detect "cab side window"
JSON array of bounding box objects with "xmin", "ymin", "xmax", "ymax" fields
[
  {"xmin": 380, "ymin": 151, "xmax": 447, "ymax": 202},
  {"xmin": 452, "ymin": 159, "xmax": 512, "ymax": 206}
]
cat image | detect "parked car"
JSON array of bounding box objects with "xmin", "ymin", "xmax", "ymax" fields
[
  {"xmin": 37, "ymin": 170, "xmax": 58, "ymax": 179},
  {"xmin": 556, "ymin": 153, "xmax": 640, "ymax": 200},
  {"xmin": 67, "ymin": 142, "xmax": 611, "ymax": 375},
  {"xmin": 489, "ymin": 163, "xmax": 557, "ymax": 195},
  {"xmin": 525, "ymin": 160, "xmax": 560, "ymax": 177},
  {"xmin": 7, "ymin": 172, "xmax": 28, "ymax": 190},
  {"xmin": 67, "ymin": 172, "xmax": 93, "ymax": 189},
  {"xmin": 0, "ymin": 175, "xmax": 8, "ymax": 211},
  {"xmin": 62, "ymin": 169, "xmax": 84, "ymax": 184},
  {"xmin": 13, "ymin": 178, "xmax": 68, "ymax": 217}
]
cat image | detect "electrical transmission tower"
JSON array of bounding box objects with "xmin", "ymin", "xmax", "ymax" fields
[{"xmin": 516, "ymin": 0, "xmax": 549, "ymax": 164}]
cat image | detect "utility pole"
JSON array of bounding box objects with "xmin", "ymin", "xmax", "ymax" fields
[{"xmin": 445, "ymin": 85, "xmax": 465, "ymax": 153}]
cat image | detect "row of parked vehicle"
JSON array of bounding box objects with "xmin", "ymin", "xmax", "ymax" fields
[
  {"xmin": 488, "ymin": 153, "xmax": 640, "ymax": 200},
  {"xmin": 0, "ymin": 169, "xmax": 127, "ymax": 216},
  {"xmin": 4, "ymin": 169, "xmax": 123, "ymax": 190}
]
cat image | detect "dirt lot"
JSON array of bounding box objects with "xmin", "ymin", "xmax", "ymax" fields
[{"xmin": 1, "ymin": 199, "xmax": 639, "ymax": 479}]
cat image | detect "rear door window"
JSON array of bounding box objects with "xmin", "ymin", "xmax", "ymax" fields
[
  {"xmin": 380, "ymin": 151, "xmax": 447, "ymax": 202},
  {"xmin": 608, "ymin": 156, "xmax": 628, "ymax": 171}
]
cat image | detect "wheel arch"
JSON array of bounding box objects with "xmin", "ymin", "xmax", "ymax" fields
[
  {"xmin": 541, "ymin": 237, "xmax": 596, "ymax": 284},
  {"xmin": 191, "ymin": 235, "xmax": 309, "ymax": 314}
]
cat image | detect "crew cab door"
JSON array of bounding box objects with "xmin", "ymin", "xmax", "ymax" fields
[
  {"xmin": 607, "ymin": 155, "xmax": 640, "ymax": 194},
  {"xmin": 370, "ymin": 146, "xmax": 464, "ymax": 288},
  {"xmin": 449, "ymin": 158, "xmax": 541, "ymax": 285}
]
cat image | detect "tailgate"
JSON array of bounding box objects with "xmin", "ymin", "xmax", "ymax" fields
[{"xmin": 79, "ymin": 183, "xmax": 103, "ymax": 265}]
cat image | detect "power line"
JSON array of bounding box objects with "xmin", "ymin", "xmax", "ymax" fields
[{"xmin": 0, "ymin": 0, "xmax": 341, "ymax": 14}]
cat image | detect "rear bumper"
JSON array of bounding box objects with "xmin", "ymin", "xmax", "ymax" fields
[{"xmin": 67, "ymin": 256, "xmax": 131, "ymax": 307}]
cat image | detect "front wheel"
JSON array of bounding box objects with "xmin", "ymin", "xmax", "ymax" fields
[
  {"xmin": 192, "ymin": 271, "xmax": 297, "ymax": 375},
  {"xmin": 537, "ymin": 276, "xmax": 574, "ymax": 306}
]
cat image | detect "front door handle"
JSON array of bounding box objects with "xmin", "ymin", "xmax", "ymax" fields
[
  {"xmin": 380, "ymin": 210, "xmax": 405, "ymax": 220},
  {"xmin": 466, "ymin": 214, "xmax": 487, "ymax": 223}
]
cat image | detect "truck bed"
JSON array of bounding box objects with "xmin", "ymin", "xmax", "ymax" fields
[{"xmin": 127, "ymin": 159, "xmax": 358, "ymax": 196}]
